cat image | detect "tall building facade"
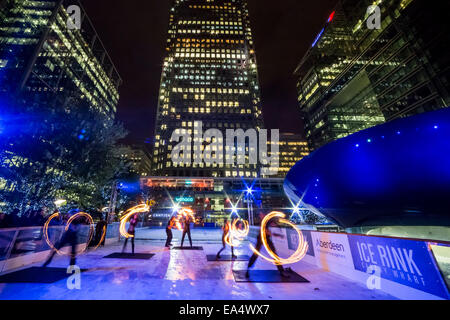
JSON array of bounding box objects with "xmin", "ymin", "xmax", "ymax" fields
[
  {"xmin": 120, "ymin": 145, "xmax": 153, "ymax": 177},
  {"xmin": 268, "ymin": 133, "xmax": 309, "ymax": 178},
  {"xmin": 0, "ymin": 0, "xmax": 122, "ymax": 117},
  {"xmin": 152, "ymin": 0, "xmax": 264, "ymax": 178},
  {"xmin": 0, "ymin": 0, "xmax": 121, "ymax": 207},
  {"xmin": 295, "ymin": 0, "xmax": 450, "ymax": 150}
]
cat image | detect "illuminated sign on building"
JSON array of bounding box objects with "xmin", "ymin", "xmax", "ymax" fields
[{"xmin": 175, "ymin": 196, "xmax": 195, "ymax": 203}]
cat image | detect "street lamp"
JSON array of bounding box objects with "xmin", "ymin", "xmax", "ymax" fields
[{"xmin": 54, "ymin": 199, "xmax": 67, "ymax": 207}]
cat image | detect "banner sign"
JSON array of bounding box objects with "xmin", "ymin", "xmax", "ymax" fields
[
  {"xmin": 348, "ymin": 234, "xmax": 450, "ymax": 299},
  {"xmin": 310, "ymin": 232, "xmax": 354, "ymax": 268},
  {"xmin": 286, "ymin": 229, "xmax": 314, "ymax": 256}
]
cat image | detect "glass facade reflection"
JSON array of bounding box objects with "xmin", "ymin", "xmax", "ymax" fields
[
  {"xmin": 0, "ymin": 0, "xmax": 122, "ymax": 117},
  {"xmin": 295, "ymin": 0, "xmax": 450, "ymax": 150}
]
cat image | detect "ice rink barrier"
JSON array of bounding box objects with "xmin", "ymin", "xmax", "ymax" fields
[{"xmin": 249, "ymin": 226, "xmax": 450, "ymax": 300}]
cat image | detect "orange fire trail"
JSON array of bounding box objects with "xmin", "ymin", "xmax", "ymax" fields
[
  {"xmin": 231, "ymin": 218, "xmax": 249, "ymax": 239},
  {"xmin": 171, "ymin": 207, "xmax": 195, "ymax": 231},
  {"xmin": 119, "ymin": 204, "xmax": 151, "ymax": 238},
  {"xmin": 249, "ymin": 211, "xmax": 308, "ymax": 266},
  {"xmin": 224, "ymin": 219, "xmax": 250, "ymax": 247},
  {"xmin": 44, "ymin": 212, "xmax": 95, "ymax": 256}
]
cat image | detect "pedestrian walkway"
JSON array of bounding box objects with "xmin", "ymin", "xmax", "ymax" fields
[{"xmin": 0, "ymin": 228, "xmax": 396, "ymax": 300}]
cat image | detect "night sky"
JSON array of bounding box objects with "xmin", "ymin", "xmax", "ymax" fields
[{"xmin": 80, "ymin": 0, "xmax": 338, "ymax": 145}]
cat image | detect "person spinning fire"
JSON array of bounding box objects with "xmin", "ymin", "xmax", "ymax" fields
[
  {"xmin": 43, "ymin": 209, "xmax": 83, "ymax": 267},
  {"xmin": 246, "ymin": 213, "xmax": 290, "ymax": 278},
  {"xmin": 165, "ymin": 215, "xmax": 176, "ymax": 247},
  {"xmin": 122, "ymin": 213, "xmax": 139, "ymax": 254},
  {"xmin": 180, "ymin": 213, "xmax": 193, "ymax": 248},
  {"xmin": 216, "ymin": 217, "xmax": 237, "ymax": 259}
]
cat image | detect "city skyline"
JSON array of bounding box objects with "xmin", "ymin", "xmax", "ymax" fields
[{"xmin": 80, "ymin": 0, "xmax": 339, "ymax": 145}]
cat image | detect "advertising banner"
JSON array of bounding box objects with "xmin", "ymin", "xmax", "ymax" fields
[
  {"xmin": 348, "ymin": 234, "xmax": 450, "ymax": 299},
  {"xmin": 311, "ymin": 232, "xmax": 354, "ymax": 269},
  {"xmin": 286, "ymin": 228, "xmax": 314, "ymax": 256}
]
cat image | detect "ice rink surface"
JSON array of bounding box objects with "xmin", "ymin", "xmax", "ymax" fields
[{"xmin": 0, "ymin": 228, "xmax": 396, "ymax": 300}]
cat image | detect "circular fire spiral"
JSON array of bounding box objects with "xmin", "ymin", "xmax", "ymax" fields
[
  {"xmin": 44, "ymin": 212, "xmax": 96, "ymax": 255},
  {"xmin": 119, "ymin": 202, "xmax": 154, "ymax": 238},
  {"xmin": 249, "ymin": 211, "xmax": 308, "ymax": 265},
  {"xmin": 224, "ymin": 218, "xmax": 250, "ymax": 247},
  {"xmin": 171, "ymin": 207, "xmax": 195, "ymax": 231}
]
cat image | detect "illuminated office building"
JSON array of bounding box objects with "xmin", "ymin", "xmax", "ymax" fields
[
  {"xmin": 0, "ymin": 0, "xmax": 121, "ymax": 206},
  {"xmin": 152, "ymin": 0, "xmax": 264, "ymax": 178},
  {"xmin": 120, "ymin": 146, "xmax": 153, "ymax": 177},
  {"xmin": 0, "ymin": 0, "xmax": 122, "ymax": 116},
  {"xmin": 264, "ymin": 133, "xmax": 310, "ymax": 178},
  {"xmin": 295, "ymin": 0, "xmax": 450, "ymax": 150}
]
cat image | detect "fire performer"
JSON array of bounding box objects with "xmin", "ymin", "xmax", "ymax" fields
[
  {"xmin": 43, "ymin": 209, "xmax": 81, "ymax": 267},
  {"xmin": 246, "ymin": 213, "xmax": 290, "ymax": 278},
  {"xmin": 180, "ymin": 213, "xmax": 193, "ymax": 248},
  {"xmin": 165, "ymin": 215, "xmax": 176, "ymax": 247},
  {"xmin": 216, "ymin": 217, "xmax": 237, "ymax": 259},
  {"xmin": 122, "ymin": 213, "xmax": 139, "ymax": 254}
]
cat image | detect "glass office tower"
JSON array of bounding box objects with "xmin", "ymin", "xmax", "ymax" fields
[
  {"xmin": 264, "ymin": 133, "xmax": 310, "ymax": 179},
  {"xmin": 152, "ymin": 0, "xmax": 264, "ymax": 178},
  {"xmin": 295, "ymin": 0, "xmax": 450, "ymax": 150},
  {"xmin": 0, "ymin": 0, "xmax": 122, "ymax": 117}
]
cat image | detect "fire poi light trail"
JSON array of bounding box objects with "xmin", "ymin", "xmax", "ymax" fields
[
  {"xmin": 225, "ymin": 218, "xmax": 250, "ymax": 247},
  {"xmin": 119, "ymin": 202, "xmax": 155, "ymax": 238},
  {"xmin": 171, "ymin": 207, "xmax": 195, "ymax": 231},
  {"xmin": 44, "ymin": 212, "xmax": 96, "ymax": 255},
  {"xmin": 249, "ymin": 211, "xmax": 309, "ymax": 266},
  {"xmin": 231, "ymin": 218, "xmax": 249, "ymax": 239}
]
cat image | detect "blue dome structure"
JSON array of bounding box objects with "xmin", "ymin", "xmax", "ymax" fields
[{"xmin": 284, "ymin": 108, "xmax": 450, "ymax": 228}]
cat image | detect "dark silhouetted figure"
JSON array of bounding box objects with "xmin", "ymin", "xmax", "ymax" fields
[
  {"xmin": 0, "ymin": 212, "xmax": 7, "ymax": 228},
  {"xmin": 92, "ymin": 217, "xmax": 107, "ymax": 248},
  {"xmin": 180, "ymin": 214, "xmax": 192, "ymax": 247},
  {"xmin": 122, "ymin": 213, "xmax": 139, "ymax": 254},
  {"xmin": 165, "ymin": 216, "xmax": 175, "ymax": 247},
  {"xmin": 216, "ymin": 218, "xmax": 236, "ymax": 259},
  {"xmin": 43, "ymin": 209, "xmax": 81, "ymax": 267},
  {"xmin": 246, "ymin": 213, "xmax": 289, "ymax": 278}
]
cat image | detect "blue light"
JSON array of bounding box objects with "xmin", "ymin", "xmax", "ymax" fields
[
  {"xmin": 78, "ymin": 134, "xmax": 84, "ymax": 140},
  {"xmin": 172, "ymin": 204, "xmax": 180, "ymax": 213},
  {"xmin": 367, "ymin": 139, "xmax": 372, "ymax": 143},
  {"xmin": 434, "ymin": 125, "xmax": 439, "ymax": 129},
  {"xmin": 246, "ymin": 187, "xmax": 253, "ymax": 195},
  {"xmin": 397, "ymin": 131, "xmax": 401, "ymax": 135},
  {"xmin": 355, "ymin": 144, "xmax": 360, "ymax": 148}
]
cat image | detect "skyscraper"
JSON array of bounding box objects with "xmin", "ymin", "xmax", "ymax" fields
[
  {"xmin": 0, "ymin": 0, "xmax": 122, "ymax": 117},
  {"xmin": 264, "ymin": 133, "xmax": 309, "ymax": 179},
  {"xmin": 152, "ymin": 0, "xmax": 264, "ymax": 178},
  {"xmin": 295, "ymin": 0, "xmax": 450, "ymax": 150},
  {"xmin": 0, "ymin": 0, "xmax": 122, "ymax": 207}
]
